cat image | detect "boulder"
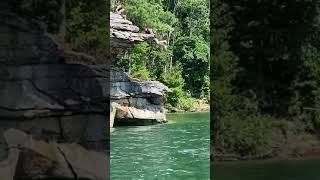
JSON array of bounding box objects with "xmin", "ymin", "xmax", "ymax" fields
[
  {"xmin": 0, "ymin": 9, "xmax": 109, "ymax": 180},
  {"xmin": 2, "ymin": 129, "xmax": 108, "ymax": 180}
]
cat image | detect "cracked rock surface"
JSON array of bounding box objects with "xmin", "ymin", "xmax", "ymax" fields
[
  {"xmin": 0, "ymin": 4, "xmax": 109, "ymax": 180},
  {"xmin": 110, "ymin": 69, "xmax": 170, "ymax": 127},
  {"xmin": 110, "ymin": 12, "xmax": 155, "ymax": 60},
  {"xmin": 110, "ymin": 12, "xmax": 170, "ymax": 127},
  {"xmin": 2, "ymin": 129, "xmax": 108, "ymax": 180}
]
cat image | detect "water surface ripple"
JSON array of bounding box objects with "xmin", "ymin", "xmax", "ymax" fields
[{"xmin": 111, "ymin": 112, "xmax": 210, "ymax": 180}]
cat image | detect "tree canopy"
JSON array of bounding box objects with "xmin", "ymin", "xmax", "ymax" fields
[{"xmin": 212, "ymin": 0, "xmax": 320, "ymax": 156}]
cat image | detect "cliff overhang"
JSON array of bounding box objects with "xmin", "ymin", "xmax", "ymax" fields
[{"xmin": 110, "ymin": 12, "xmax": 170, "ymax": 127}]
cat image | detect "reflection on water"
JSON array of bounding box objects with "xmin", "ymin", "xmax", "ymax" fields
[
  {"xmin": 111, "ymin": 113, "xmax": 210, "ymax": 180},
  {"xmin": 213, "ymin": 159, "xmax": 320, "ymax": 180}
]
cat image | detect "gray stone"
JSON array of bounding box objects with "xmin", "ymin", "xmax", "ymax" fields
[
  {"xmin": 111, "ymin": 69, "xmax": 169, "ymax": 126},
  {"xmin": 82, "ymin": 115, "xmax": 109, "ymax": 151},
  {"xmin": 1, "ymin": 129, "xmax": 108, "ymax": 180},
  {"xmin": 0, "ymin": 64, "xmax": 109, "ymax": 119},
  {"xmin": 0, "ymin": 12, "xmax": 60, "ymax": 65},
  {"xmin": 110, "ymin": 12, "xmax": 155, "ymax": 59},
  {"xmin": 0, "ymin": 8, "xmax": 109, "ymax": 180},
  {"xmin": 109, "ymin": 12, "xmax": 170, "ymax": 127},
  {"xmin": 4, "ymin": 129, "xmax": 73, "ymax": 179},
  {"xmin": 58, "ymin": 143, "xmax": 108, "ymax": 180},
  {"xmin": 0, "ymin": 148, "xmax": 19, "ymax": 180}
]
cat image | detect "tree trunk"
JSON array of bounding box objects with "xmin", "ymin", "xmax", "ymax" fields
[
  {"xmin": 169, "ymin": 57, "xmax": 173, "ymax": 72},
  {"xmin": 58, "ymin": 0, "xmax": 66, "ymax": 48},
  {"xmin": 173, "ymin": 0, "xmax": 179, "ymax": 16},
  {"xmin": 127, "ymin": 50, "xmax": 131, "ymax": 75},
  {"xmin": 257, "ymin": 58, "xmax": 265, "ymax": 108}
]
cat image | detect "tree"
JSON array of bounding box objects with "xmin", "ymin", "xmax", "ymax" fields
[
  {"xmin": 173, "ymin": 36, "xmax": 209, "ymax": 98},
  {"xmin": 211, "ymin": 0, "xmax": 320, "ymax": 156},
  {"xmin": 66, "ymin": 0, "xmax": 108, "ymax": 62}
]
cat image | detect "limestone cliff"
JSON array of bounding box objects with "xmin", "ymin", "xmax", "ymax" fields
[
  {"xmin": 0, "ymin": 5, "xmax": 108, "ymax": 180},
  {"xmin": 111, "ymin": 69, "xmax": 170, "ymax": 126},
  {"xmin": 110, "ymin": 12, "xmax": 155, "ymax": 60},
  {"xmin": 110, "ymin": 13, "xmax": 170, "ymax": 127}
]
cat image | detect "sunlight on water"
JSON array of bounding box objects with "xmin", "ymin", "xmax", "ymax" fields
[{"xmin": 111, "ymin": 112, "xmax": 210, "ymax": 180}]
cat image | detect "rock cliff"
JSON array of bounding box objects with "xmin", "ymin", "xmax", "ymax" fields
[
  {"xmin": 0, "ymin": 6, "xmax": 108, "ymax": 180},
  {"xmin": 111, "ymin": 69, "xmax": 170, "ymax": 126},
  {"xmin": 110, "ymin": 12, "xmax": 155, "ymax": 60},
  {"xmin": 110, "ymin": 13, "xmax": 170, "ymax": 127}
]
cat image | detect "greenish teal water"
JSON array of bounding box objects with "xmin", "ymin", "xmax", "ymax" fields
[
  {"xmin": 111, "ymin": 112, "xmax": 210, "ymax": 180},
  {"xmin": 213, "ymin": 159, "xmax": 320, "ymax": 180}
]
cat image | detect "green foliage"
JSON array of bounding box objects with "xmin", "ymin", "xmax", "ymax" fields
[
  {"xmin": 163, "ymin": 65, "xmax": 195, "ymax": 111},
  {"xmin": 162, "ymin": 65, "xmax": 185, "ymax": 88},
  {"xmin": 173, "ymin": 36, "xmax": 209, "ymax": 98},
  {"xmin": 175, "ymin": 0, "xmax": 209, "ymax": 39},
  {"xmin": 114, "ymin": 0, "xmax": 209, "ymax": 110},
  {"xmin": 11, "ymin": 0, "xmax": 109, "ymax": 62},
  {"xmin": 212, "ymin": 0, "xmax": 320, "ymax": 156},
  {"xmin": 66, "ymin": 0, "xmax": 108, "ymax": 61},
  {"xmin": 219, "ymin": 114, "xmax": 272, "ymax": 156},
  {"xmin": 211, "ymin": 1, "xmax": 238, "ymax": 117},
  {"xmin": 125, "ymin": 1, "xmax": 177, "ymax": 38},
  {"xmin": 217, "ymin": 95, "xmax": 271, "ymax": 156},
  {"xmin": 130, "ymin": 43, "xmax": 150, "ymax": 80}
]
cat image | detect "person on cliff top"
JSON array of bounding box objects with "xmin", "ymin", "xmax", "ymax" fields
[
  {"xmin": 144, "ymin": 28, "xmax": 154, "ymax": 35},
  {"xmin": 144, "ymin": 28, "xmax": 168, "ymax": 50},
  {"xmin": 115, "ymin": 4, "xmax": 126, "ymax": 19}
]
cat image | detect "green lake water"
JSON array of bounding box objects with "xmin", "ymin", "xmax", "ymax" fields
[
  {"xmin": 212, "ymin": 159, "xmax": 320, "ymax": 180},
  {"xmin": 110, "ymin": 112, "xmax": 210, "ymax": 180}
]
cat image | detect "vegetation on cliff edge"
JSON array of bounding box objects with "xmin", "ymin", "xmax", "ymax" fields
[{"xmin": 111, "ymin": 0, "xmax": 210, "ymax": 111}]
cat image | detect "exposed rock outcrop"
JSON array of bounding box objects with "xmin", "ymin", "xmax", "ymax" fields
[
  {"xmin": 111, "ymin": 69, "xmax": 170, "ymax": 126},
  {"xmin": 0, "ymin": 5, "xmax": 108, "ymax": 180},
  {"xmin": 2, "ymin": 129, "xmax": 108, "ymax": 180},
  {"xmin": 110, "ymin": 12, "xmax": 155, "ymax": 60},
  {"xmin": 110, "ymin": 13, "xmax": 170, "ymax": 127}
]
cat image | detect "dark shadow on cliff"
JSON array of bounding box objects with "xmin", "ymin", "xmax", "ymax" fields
[{"xmin": 0, "ymin": 0, "xmax": 110, "ymax": 179}]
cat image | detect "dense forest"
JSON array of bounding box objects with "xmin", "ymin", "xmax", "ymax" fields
[
  {"xmin": 111, "ymin": 0, "xmax": 210, "ymax": 111},
  {"xmin": 211, "ymin": 0, "xmax": 320, "ymax": 157},
  {"xmin": 10, "ymin": 0, "xmax": 109, "ymax": 62}
]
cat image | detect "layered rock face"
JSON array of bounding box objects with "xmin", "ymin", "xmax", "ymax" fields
[
  {"xmin": 110, "ymin": 13, "xmax": 155, "ymax": 62},
  {"xmin": 111, "ymin": 69, "xmax": 170, "ymax": 126},
  {"xmin": 1, "ymin": 129, "xmax": 108, "ymax": 179},
  {"xmin": 110, "ymin": 13, "xmax": 170, "ymax": 127},
  {"xmin": 0, "ymin": 8, "xmax": 108, "ymax": 180}
]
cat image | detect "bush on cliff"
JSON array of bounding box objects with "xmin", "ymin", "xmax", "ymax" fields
[{"xmin": 163, "ymin": 65, "xmax": 195, "ymax": 111}]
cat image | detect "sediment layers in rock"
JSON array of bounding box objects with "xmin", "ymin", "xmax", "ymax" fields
[
  {"xmin": 110, "ymin": 13, "xmax": 170, "ymax": 127},
  {"xmin": 110, "ymin": 12, "xmax": 155, "ymax": 60},
  {"xmin": 0, "ymin": 8, "xmax": 109, "ymax": 180},
  {"xmin": 110, "ymin": 69, "xmax": 169, "ymax": 126}
]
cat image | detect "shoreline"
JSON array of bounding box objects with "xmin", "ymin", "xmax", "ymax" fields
[
  {"xmin": 166, "ymin": 110, "xmax": 210, "ymax": 114},
  {"xmin": 212, "ymin": 156, "xmax": 320, "ymax": 164},
  {"xmin": 211, "ymin": 145, "xmax": 320, "ymax": 162}
]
